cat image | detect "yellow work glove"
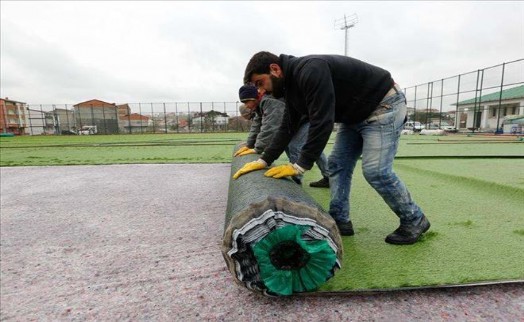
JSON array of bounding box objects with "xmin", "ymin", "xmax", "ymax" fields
[
  {"xmin": 233, "ymin": 146, "xmax": 250, "ymax": 156},
  {"xmin": 264, "ymin": 163, "xmax": 306, "ymax": 179},
  {"xmin": 233, "ymin": 159, "xmax": 268, "ymax": 179},
  {"xmin": 234, "ymin": 148, "xmax": 257, "ymax": 157}
]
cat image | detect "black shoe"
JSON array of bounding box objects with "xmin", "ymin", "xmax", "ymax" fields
[
  {"xmin": 291, "ymin": 176, "xmax": 302, "ymax": 185},
  {"xmin": 336, "ymin": 221, "xmax": 354, "ymax": 236},
  {"xmin": 309, "ymin": 177, "xmax": 330, "ymax": 188},
  {"xmin": 385, "ymin": 216, "xmax": 430, "ymax": 245}
]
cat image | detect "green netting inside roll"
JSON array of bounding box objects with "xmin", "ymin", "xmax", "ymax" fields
[{"xmin": 253, "ymin": 225, "xmax": 337, "ymax": 296}]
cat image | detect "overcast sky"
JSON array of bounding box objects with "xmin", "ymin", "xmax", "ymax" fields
[{"xmin": 1, "ymin": 1, "xmax": 523, "ymax": 105}]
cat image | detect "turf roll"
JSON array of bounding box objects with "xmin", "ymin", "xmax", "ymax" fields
[{"xmin": 222, "ymin": 145, "xmax": 343, "ymax": 296}]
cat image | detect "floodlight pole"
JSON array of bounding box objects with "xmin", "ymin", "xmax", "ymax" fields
[{"xmin": 335, "ymin": 14, "xmax": 358, "ymax": 56}]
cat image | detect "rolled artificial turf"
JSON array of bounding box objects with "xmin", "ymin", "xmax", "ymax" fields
[
  {"xmin": 253, "ymin": 225, "xmax": 337, "ymax": 295},
  {"xmin": 222, "ymin": 149, "xmax": 343, "ymax": 296}
]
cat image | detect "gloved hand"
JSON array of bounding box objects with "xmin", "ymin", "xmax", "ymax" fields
[
  {"xmin": 233, "ymin": 159, "xmax": 268, "ymax": 179},
  {"xmin": 233, "ymin": 146, "xmax": 250, "ymax": 156},
  {"xmin": 234, "ymin": 147, "xmax": 257, "ymax": 157},
  {"xmin": 264, "ymin": 163, "xmax": 306, "ymax": 179}
]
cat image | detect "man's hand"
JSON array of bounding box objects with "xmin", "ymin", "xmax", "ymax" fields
[
  {"xmin": 233, "ymin": 146, "xmax": 250, "ymax": 156},
  {"xmin": 233, "ymin": 159, "xmax": 268, "ymax": 179},
  {"xmin": 264, "ymin": 163, "xmax": 306, "ymax": 179},
  {"xmin": 234, "ymin": 147, "xmax": 257, "ymax": 157}
]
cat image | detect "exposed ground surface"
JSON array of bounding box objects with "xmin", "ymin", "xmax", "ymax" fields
[{"xmin": 1, "ymin": 164, "xmax": 523, "ymax": 321}]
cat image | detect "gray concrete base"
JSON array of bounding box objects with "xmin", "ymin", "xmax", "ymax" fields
[{"xmin": 1, "ymin": 164, "xmax": 523, "ymax": 320}]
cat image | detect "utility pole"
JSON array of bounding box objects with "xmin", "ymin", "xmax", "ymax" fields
[{"xmin": 334, "ymin": 13, "xmax": 358, "ymax": 56}]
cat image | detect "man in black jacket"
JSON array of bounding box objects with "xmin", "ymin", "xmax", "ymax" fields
[{"xmin": 233, "ymin": 51, "xmax": 430, "ymax": 245}]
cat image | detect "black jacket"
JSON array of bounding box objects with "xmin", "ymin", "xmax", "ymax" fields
[{"xmin": 261, "ymin": 54, "xmax": 394, "ymax": 170}]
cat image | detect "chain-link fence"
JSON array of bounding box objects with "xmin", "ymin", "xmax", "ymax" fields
[
  {"xmin": 23, "ymin": 101, "xmax": 252, "ymax": 135},
  {"xmin": 403, "ymin": 58, "xmax": 524, "ymax": 133},
  {"xmin": 11, "ymin": 59, "xmax": 524, "ymax": 136}
]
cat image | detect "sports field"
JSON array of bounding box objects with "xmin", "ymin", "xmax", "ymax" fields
[
  {"xmin": 1, "ymin": 132, "xmax": 523, "ymax": 319},
  {"xmin": 1, "ymin": 133, "xmax": 523, "ymax": 166},
  {"xmin": 1, "ymin": 132, "xmax": 522, "ymax": 292}
]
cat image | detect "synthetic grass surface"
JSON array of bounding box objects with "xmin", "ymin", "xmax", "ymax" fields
[
  {"xmin": 1, "ymin": 133, "xmax": 522, "ymax": 166},
  {"xmin": 1, "ymin": 133, "xmax": 523, "ymax": 291},
  {"xmin": 303, "ymin": 158, "xmax": 524, "ymax": 291},
  {"xmin": 0, "ymin": 133, "xmax": 247, "ymax": 166}
]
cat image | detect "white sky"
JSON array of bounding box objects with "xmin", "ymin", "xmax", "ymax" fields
[{"xmin": 1, "ymin": 1, "xmax": 523, "ymax": 105}]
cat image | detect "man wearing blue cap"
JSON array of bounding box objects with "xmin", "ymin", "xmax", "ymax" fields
[{"xmin": 234, "ymin": 83, "xmax": 330, "ymax": 187}]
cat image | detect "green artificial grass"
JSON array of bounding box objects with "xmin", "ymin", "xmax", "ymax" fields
[
  {"xmin": 1, "ymin": 133, "xmax": 523, "ymax": 166},
  {"xmin": 0, "ymin": 133, "xmax": 248, "ymax": 166},
  {"xmin": 303, "ymin": 158, "xmax": 524, "ymax": 292}
]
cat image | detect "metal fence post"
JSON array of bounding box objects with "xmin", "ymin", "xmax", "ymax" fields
[
  {"xmin": 139, "ymin": 103, "xmax": 143, "ymax": 134},
  {"xmin": 496, "ymin": 62, "xmax": 506, "ymax": 133},
  {"xmin": 90, "ymin": 104, "xmax": 95, "ymax": 132},
  {"xmin": 27, "ymin": 105, "xmax": 34, "ymax": 135},
  {"xmin": 424, "ymin": 83, "xmax": 431, "ymax": 127},
  {"xmin": 102, "ymin": 105, "xmax": 107, "ymax": 134},
  {"xmin": 40, "ymin": 104, "xmax": 45, "ymax": 134},
  {"xmin": 439, "ymin": 79, "xmax": 444, "ymax": 128},
  {"xmin": 187, "ymin": 102, "xmax": 191, "ymax": 132},
  {"xmin": 455, "ymin": 74, "xmax": 461, "ymax": 129},
  {"xmin": 163, "ymin": 103, "xmax": 168, "ymax": 134},
  {"xmin": 175, "ymin": 102, "xmax": 179, "ymax": 133},
  {"xmin": 150, "ymin": 102, "xmax": 154, "ymax": 133},
  {"xmin": 472, "ymin": 69, "xmax": 485, "ymax": 132},
  {"xmin": 413, "ymin": 85, "xmax": 417, "ymax": 122},
  {"xmin": 211, "ymin": 102, "xmax": 215, "ymax": 133},
  {"xmin": 200, "ymin": 102, "xmax": 203, "ymax": 133},
  {"xmin": 128, "ymin": 110, "xmax": 131, "ymax": 134}
]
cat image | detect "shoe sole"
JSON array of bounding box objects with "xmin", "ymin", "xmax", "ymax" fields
[{"xmin": 385, "ymin": 220, "xmax": 431, "ymax": 245}]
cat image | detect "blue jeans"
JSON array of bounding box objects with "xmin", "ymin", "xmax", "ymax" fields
[
  {"xmin": 328, "ymin": 90, "xmax": 424, "ymax": 225},
  {"xmin": 285, "ymin": 122, "xmax": 330, "ymax": 182}
]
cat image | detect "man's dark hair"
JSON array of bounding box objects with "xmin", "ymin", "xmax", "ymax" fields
[{"xmin": 243, "ymin": 51, "xmax": 280, "ymax": 84}]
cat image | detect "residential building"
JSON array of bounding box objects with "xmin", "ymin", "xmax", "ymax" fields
[
  {"xmin": 119, "ymin": 113, "xmax": 151, "ymax": 133},
  {"xmin": 117, "ymin": 104, "xmax": 151, "ymax": 133},
  {"xmin": 73, "ymin": 99, "xmax": 119, "ymax": 134},
  {"xmin": 0, "ymin": 98, "xmax": 28, "ymax": 135},
  {"xmin": 25, "ymin": 109, "xmax": 57, "ymax": 135},
  {"xmin": 53, "ymin": 108, "xmax": 76, "ymax": 133},
  {"xmin": 191, "ymin": 111, "xmax": 229, "ymax": 132},
  {"xmin": 453, "ymin": 85, "xmax": 524, "ymax": 132}
]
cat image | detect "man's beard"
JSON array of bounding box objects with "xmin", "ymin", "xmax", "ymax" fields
[{"xmin": 270, "ymin": 75, "xmax": 285, "ymax": 98}]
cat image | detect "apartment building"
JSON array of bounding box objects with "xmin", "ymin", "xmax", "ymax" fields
[{"xmin": 0, "ymin": 98, "xmax": 28, "ymax": 135}]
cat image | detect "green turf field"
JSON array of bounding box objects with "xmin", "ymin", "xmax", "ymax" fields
[
  {"xmin": 1, "ymin": 133, "xmax": 523, "ymax": 166},
  {"xmin": 0, "ymin": 133, "xmax": 247, "ymax": 166},
  {"xmin": 303, "ymin": 159, "xmax": 523, "ymax": 291},
  {"xmin": 1, "ymin": 133, "xmax": 523, "ymax": 291}
]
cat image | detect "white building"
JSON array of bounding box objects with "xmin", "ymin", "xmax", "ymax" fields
[
  {"xmin": 454, "ymin": 85, "xmax": 524, "ymax": 132},
  {"xmin": 25, "ymin": 109, "xmax": 56, "ymax": 135}
]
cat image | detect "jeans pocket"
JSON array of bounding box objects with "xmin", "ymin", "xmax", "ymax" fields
[
  {"xmin": 366, "ymin": 104, "xmax": 395, "ymax": 125},
  {"xmin": 376, "ymin": 109, "xmax": 396, "ymax": 125}
]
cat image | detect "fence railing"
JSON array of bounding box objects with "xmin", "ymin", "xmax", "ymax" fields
[
  {"xmin": 8, "ymin": 59, "xmax": 524, "ymax": 135},
  {"xmin": 22, "ymin": 101, "xmax": 251, "ymax": 135},
  {"xmin": 402, "ymin": 58, "xmax": 523, "ymax": 133}
]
